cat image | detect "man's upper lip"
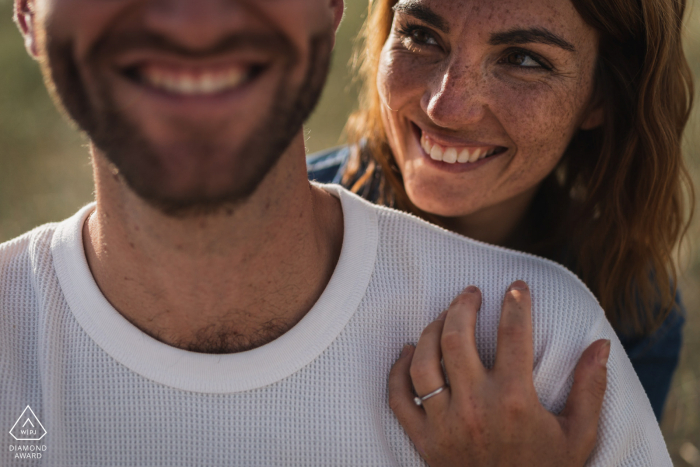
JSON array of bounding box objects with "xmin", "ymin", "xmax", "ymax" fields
[{"xmin": 415, "ymin": 123, "xmax": 506, "ymax": 149}]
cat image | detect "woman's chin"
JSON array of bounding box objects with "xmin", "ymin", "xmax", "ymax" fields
[
  {"xmin": 407, "ymin": 194, "xmax": 479, "ymax": 219},
  {"xmin": 402, "ymin": 177, "xmax": 467, "ymax": 210}
]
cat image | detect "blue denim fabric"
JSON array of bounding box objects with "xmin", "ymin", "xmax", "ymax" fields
[
  {"xmin": 618, "ymin": 298, "xmax": 685, "ymax": 421},
  {"xmin": 306, "ymin": 146, "xmax": 685, "ymax": 421},
  {"xmin": 307, "ymin": 146, "xmax": 351, "ymax": 185}
]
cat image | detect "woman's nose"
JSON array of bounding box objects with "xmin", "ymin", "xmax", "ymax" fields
[
  {"xmin": 143, "ymin": 0, "xmax": 253, "ymax": 52},
  {"xmin": 422, "ymin": 65, "xmax": 488, "ymax": 128}
]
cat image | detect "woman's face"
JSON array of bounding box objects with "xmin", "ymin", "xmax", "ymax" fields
[{"xmin": 378, "ymin": 0, "xmax": 601, "ymax": 221}]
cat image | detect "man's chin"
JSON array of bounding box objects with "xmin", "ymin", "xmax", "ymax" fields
[
  {"xmin": 48, "ymin": 27, "xmax": 334, "ymax": 218},
  {"xmin": 114, "ymin": 166, "xmax": 264, "ymax": 218},
  {"xmin": 126, "ymin": 187, "xmax": 251, "ymax": 217}
]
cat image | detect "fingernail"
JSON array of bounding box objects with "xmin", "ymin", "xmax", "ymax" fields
[
  {"xmin": 400, "ymin": 345, "xmax": 412, "ymax": 358},
  {"xmin": 597, "ymin": 340, "xmax": 611, "ymax": 366},
  {"xmin": 465, "ymin": 285, "xmax": 478, "ymax": 294},
  {"xmin": 437, "ymin": 309, "xmax": 448, "ymax": 320},
  {"xmin": 508, "ymin": 280, "xmax": 528, "ymax": 291}
]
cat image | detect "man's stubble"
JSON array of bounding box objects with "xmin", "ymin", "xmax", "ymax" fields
[{"xmin": 41, "ymin": 27, "xmax": 333, "ymax": 217}]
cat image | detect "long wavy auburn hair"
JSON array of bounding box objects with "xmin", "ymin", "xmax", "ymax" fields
[{"xmin": 343, "ymin": 0, "xmax": 695, "ymax": 336}]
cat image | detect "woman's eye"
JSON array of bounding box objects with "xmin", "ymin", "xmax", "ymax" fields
[
  {"xmin": 397, "ymin": 25, "xmax": 439, "ymax": 48},
  {"xmin": 504, "ymin": 52, "xmax": 544, "ymax": 68},
  {"xmin": 408, "ymin": 29, "xmax": 438, "ymax": 46}
]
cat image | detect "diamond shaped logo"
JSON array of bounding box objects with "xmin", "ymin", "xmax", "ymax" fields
[{"xmin": 9, "ymin": 406, "xmax": 46, "ymax": 441}]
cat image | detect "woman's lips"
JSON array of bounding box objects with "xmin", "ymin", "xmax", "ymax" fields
[
  {"xmin": 409, "ymin": 124, "xmax": 508, "ymax": 173},
  {"xmin": 419, "ymin": 132, "xmax": 507, "ymax": 164}
]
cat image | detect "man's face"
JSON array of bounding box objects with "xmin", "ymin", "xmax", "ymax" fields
[{"xmin": 22, "ymin": 0, "xmax": 339, "ymax": 214}]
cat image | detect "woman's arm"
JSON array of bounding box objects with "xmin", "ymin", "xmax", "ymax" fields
[{"xmin": 388, "ymin": 281, "xmax": 608, "ymax": 466}]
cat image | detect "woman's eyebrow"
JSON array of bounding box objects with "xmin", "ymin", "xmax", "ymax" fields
[
  {"xmin": 489, "ymin": 28, "xmax": 576, "ymax": 52},
  {"xmin": 392, "ymin": 2, "xmax": 449, "ymax": 33}
]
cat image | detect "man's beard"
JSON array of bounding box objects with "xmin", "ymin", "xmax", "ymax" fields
[{"xmin": 42, "ymin": 28, "xmax": 332, "ymax": 216}]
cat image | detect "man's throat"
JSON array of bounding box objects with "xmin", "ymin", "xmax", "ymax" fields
[{"xmin": 83, "ymin": 174, "xmax": 344, "ymax": 355}]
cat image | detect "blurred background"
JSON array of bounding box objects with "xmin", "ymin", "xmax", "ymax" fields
[{"xmin": 0, "ymin": 0, "xmax": 698, "ymax": 462}]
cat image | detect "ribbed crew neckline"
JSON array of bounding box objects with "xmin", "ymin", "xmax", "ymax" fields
[{"xmin": 51, "ymin": 185, "xmax": 378, "ymax": 393}]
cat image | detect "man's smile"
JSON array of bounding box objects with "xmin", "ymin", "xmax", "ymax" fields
[
  {"xmin": 113, "ymin": 50, "xmax": 274, "ymax": 103},
  {"xmin": 131, "ymin": 62, "xmax": 257, "ymax": 97}
]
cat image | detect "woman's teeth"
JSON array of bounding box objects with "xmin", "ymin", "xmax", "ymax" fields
[
  {"xmin": 421, "ymin": 134, "xmax": 499, "ymax": 164},
  {"xmin": 140, "ymin": 66, "xmax": 248, "ymax": 96}
]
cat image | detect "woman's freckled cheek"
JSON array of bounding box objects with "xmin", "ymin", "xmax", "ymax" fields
[
  {"xmin": 378, "ymin": 51, "xmax": 433, "ymax": 160},
  {"xmin": 496, "ymin": 83, "xmax": 580, "ymax": 164},
  {"xmin": 380, "ymin": 53, "xmax": 430, "ymax": 106}
]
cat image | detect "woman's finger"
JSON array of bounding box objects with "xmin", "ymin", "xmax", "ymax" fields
[
  {"xmin": 410, "ymin": 316, "xmax": 450, "ymax": 413},
  {"xmin": 388, "ymin": 345, "xmax": 426, "ymax": 438},
  {"xmin": 493, "ymin": 281, "xmax": 534, "ymax": 382},
  {"xmin": 441, "ymin": 286, "xmax": 487, "ymax": 387},
  {"xmin": 559, "ymin": 338, "xmax": 610, "ymax": 457}
]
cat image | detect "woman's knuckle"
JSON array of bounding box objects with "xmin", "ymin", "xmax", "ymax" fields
[
  {"xmin": 409, "ymin": 360, "xmax": 433, "ymax": 381},
  {"xmin": 461, "ymin": 409, "xmax": 486, "ymax": 436},
  {"xmin": 501, "ymin": 388, "xmax": 529, "ymax": 419},
  {"xmin": 454, "ymin": 411, "xmax": 475, "ymax": 430},
  {"xmin": 499, "ymin": 316, "xmax": 526, "ymax": 339},
  {"xmin": 449, "ymin": 398, "xmax": 481, "ymax": 431},
  {"xmin": 440, "ymin": 330, "xmax": 464, "ymax": 353}
]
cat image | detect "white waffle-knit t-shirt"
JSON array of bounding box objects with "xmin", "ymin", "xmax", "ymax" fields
[{"xmin": 1, "ymin": 184, "xmax": 670, "ymax": 466}]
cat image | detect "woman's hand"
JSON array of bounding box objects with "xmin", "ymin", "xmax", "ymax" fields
[{"xmin": 388, "ymin": 281, "xmax": 610, "ymax": 467}]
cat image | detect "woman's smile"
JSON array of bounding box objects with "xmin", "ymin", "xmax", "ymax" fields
[
  {"xmin": 409, "ymin": 122, "xmax": 508, "ymax": 174},
  {"xmin": 378, "ymin": 0, "xmax": 602, "ymax": 221}
]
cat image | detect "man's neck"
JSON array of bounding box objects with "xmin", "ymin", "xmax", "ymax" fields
[{"xmin": 83, "ymin": 134, "xmax": 344, "ymax": 354}]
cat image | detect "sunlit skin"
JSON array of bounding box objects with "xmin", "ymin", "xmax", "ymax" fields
[
  {"xmin": 378, "ymin": 0, "xmax": 603, "ymax": 245},
  {"xmin": 17, "ymin": 0, "xmax": 345, "ymax": 352}
]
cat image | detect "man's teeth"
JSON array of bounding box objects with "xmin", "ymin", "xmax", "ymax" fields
[
  {"xmin": 142, "ymin": 67, "xmax": 248, "ymax": 96},
  {"xmin": 421, "ymin": 133, "xmax": 499, "ymax": 164}
]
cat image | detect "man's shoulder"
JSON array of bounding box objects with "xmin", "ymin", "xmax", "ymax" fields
[
  {"xmin": 0, "ymin": 222, "xmax": 62, "ymax": 320},
  {"xmin": 0, "ymin": 222, "xmax": 59, "ymax": 274},
  {"xmin": 0, "ymin": 222, "xmax": 60, "ymax": 351},
  {"xmin": 322, "ymin": 184, "xmax": 602, "ymax": 336},
  {"xmin": 364, "ymin": 197, "xmax": 602, "ymax": 320}
]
